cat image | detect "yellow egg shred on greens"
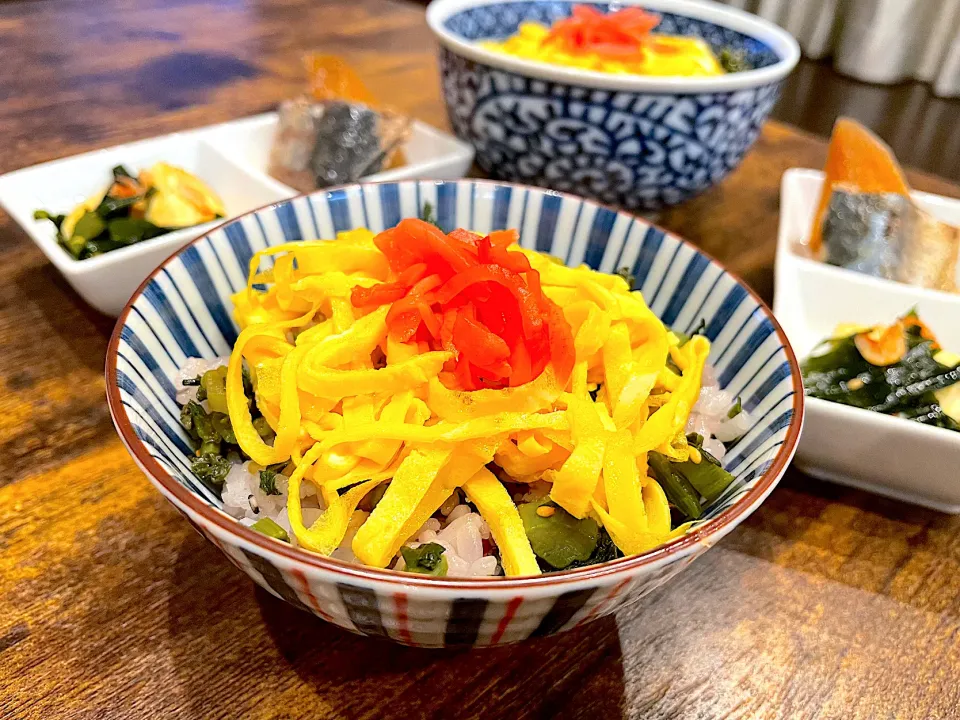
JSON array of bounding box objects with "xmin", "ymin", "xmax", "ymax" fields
[{"xmin": 223, "ymin": 228, "xmax": 713, "ymax": 577}]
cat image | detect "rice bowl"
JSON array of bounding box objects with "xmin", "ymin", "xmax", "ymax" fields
[{"xmin": 107, "ymin": 179, "xmax": 802, "ymax": 646}]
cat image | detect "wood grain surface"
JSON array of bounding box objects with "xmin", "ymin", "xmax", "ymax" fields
[{"xmin": 2, "ymin": 1, "xmax": 960, "ymax": 719}]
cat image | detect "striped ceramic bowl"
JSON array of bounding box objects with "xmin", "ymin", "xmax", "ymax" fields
[{"xmin": 106, "ymin": 179, "xmax": 803, "ymax": 647}]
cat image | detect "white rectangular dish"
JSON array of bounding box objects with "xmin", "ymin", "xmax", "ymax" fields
[
  {"xmin": 775, "ymin": 168, "xmax": 960, "ymax": 512},
  {"xmin": 0, "ymin": 113, "xmax": 474, "ymax": 316}
]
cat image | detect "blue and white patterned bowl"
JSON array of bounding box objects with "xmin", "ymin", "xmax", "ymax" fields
[
  {"xmin": 106, "ymin": 180, "xmax": 803, "ymax": 647},
  {"xmin": 427, "ymin": 0, "xmax": 800, "ymax": 210}
]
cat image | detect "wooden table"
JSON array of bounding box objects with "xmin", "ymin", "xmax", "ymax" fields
[{"xmin": 3, "ymin": 1, "xmax": 960, "ymax": 718}]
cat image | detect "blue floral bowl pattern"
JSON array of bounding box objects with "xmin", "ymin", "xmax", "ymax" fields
[
  {"xmin": 429, "ymin": 0, "xmax": 800, "ymax": 210},
  {"xmin": 107, "ymin": 179, "xmax": 803, "ymax": 647}
]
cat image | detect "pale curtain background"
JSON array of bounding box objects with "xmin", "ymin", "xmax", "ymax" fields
[{"xmin": 717, "ymin": 0, "xmax": 960, "ymax": 97}]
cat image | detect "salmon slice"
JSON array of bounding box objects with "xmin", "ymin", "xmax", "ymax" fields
[{"xmin": 810, "ymin": 118, "xmax": 910, "ymax": 254}]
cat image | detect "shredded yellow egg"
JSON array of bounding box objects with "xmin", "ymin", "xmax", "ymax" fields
[
  {"xmin": 482, "ymin": 21, "xmax": 724, "ymax": 77},
  {"xmin": 225, "ymin": 228, "xmax": 710, "ymax": 576}
]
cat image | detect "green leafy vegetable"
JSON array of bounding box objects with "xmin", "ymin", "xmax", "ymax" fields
[
  {"xmin": 673, "ymin": 319, "xmax": 707, "ymax": 347},
  {"xmin": 252, "ymin": 416, "xmax": 275, "ymax": 441},
  {"xmin": 33, "ymin": 210, "xmax": 65, "ymax": 233},
  {"xmin": 615, "ymin": 267, "xmax": 636, "ymax": 290},
  {"xmin": 673, "ymin": 456, "xmax": 735, "ymax": 504},
  {"xmin": 72, "ymin": 211, "xmax": 106, "ymax": 242},
  {"xmin": 727, "ymin": 397, "xmax": 743, "ymax": 419},
  {"xmin": 97, "ymin": 194, "xmax": 144, "ymax": 219},
  {"xmin": 107, "ymin": 217, "xmax": 164, "ymax": 244},
  {"xmin": 259, "ymin": 468, "xmax": 281, "ymax": 496},
  {"xmin": 112, "ymin": 164, "xmax": 136, "ymax": 181},
  {"xmin": 200, "ymin": 367, "xmax": 229, "ymax": 414},
  {"xmin": 33, "ymin": 163, "xmax": 218, "ymax": 260},
  {"xmin": 210, "ymin": 412, "xmax": 237, "ymax": 444},
  {"xmin": 565, "ymin": 528, "xmax": 623, "ymax": 569},
  {"xmin": 420, "ymin": 201, "xmax": 439, "ymax": 228},
  {"xmin": 518, "ymin": 499, "xmax": 599, "ymax": 570},
  {"xmin": 180, "ymin": 401, "xmax": 218, "ymax": 444},
  {"xmin": 251, "ymin": 517, "xmax": 289, "ymax": 542},
  {"xmin": 648, "ymin": 452, "xmax": 703, "ymax": 520},
  {"xmin": 400, "ymin": 542, "xmax": 448, "ymax": 576},
  {"xmin": 190, "ymin": 452, "xmax": 231, "ymax": 487}
]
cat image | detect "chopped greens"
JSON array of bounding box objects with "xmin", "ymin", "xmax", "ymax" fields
[
  {"xmin": 802, "ymin": 315, "xmax": 960, "ymax": 432},
  {"xmin": 518, "ymin": 499, "xmax": 600, "ymax": 570},
  {"xmin": 648, "ymin": 452, "xmax": 702, "ymax": 520},
  {"xmin": 673, "ymin": 455, "xmax": 734, "ymax": 504},
  {"xmin": 178, "ymin": 365, "xmax": 275, "ymax": 490},
  {"xmin": 259, "ymin": 468, "xmax": 281, "ymax": 496},
  {"xmin": 565, "ymin": 528, "xmax": 623, "ymax": 569},
  {"xmin": 251, "ymin": 517, "xmax": 289, "ymax": 542},
  {"xmin": 615, "ymin": 266, "xmax": 637, "ymax": 290},
  {"xmin": 727, "ymin": 397, "xmax": 743, "ymax": 419},
  {"xmin": 420, "ymin": 201, "xmax": 439, "ymax": 228},
  {"xmin": 674, "ymin": 318, "xmax": 707, "ymax": 346},
  {"xmin": 400, "ymin": 542, "xmax": 448, "ymax": 576},
  {"xmin": 190, "ymin": 453, "xmax": 232, "ymax": 487}
]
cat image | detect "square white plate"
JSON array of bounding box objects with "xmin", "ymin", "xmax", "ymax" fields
[
  {"xmin": 0, "ymin": 113, "xmax": 474, "ymax": 316},
  {"xmin": 775, "ymin": 168, "xmax": 960, "ymax": 512}
]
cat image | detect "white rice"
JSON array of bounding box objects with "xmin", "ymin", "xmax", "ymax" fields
[
  {"xmin": 223, "ymin": 458, "xmax": 500, "ymax": 577},
  {"xmin": 685, "ymin": 365, "xmax": 753, "ymax": 461},
  {"xmin": 393, "ymin": 505, "xmax": 499, "ymax": 577}
]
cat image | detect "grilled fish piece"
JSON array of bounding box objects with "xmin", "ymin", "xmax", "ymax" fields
[
  {"xmin": 269, "ymin": 99, "xmax": 410, "ymax": 194},
  {"xmin": 821, "ymin": 188, "xmax": 959, "ymax": 292}
]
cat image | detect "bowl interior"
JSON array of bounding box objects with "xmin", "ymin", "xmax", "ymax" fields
[
  {"xmin": 441, "ymin": 0, "xmax": 782, "ymax": 69},
  {"xmin": 110, "ymin": 179, "xmax": 799, "ymax": 574}
]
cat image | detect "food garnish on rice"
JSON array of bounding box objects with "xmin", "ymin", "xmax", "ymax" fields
[{"xmin": 177, "ymin": 217, "xmax": 748, "ymax": 577}]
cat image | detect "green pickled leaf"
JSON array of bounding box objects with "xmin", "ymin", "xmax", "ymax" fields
[
  {"xmin": 673, "ymin": 457, "xmax": 735, "ymax": 504},
  {"xmin": 252, "ymin": 416, "xmax": 275, "ymax": 441},
  {"xmin": 112, "ymin": 164, "xmax": 136, "ymax": 181},
  {"xmin": 400, "ymin": 542, "xmax": 448, "ymax": 576},
  {"xmin": 420, "ymin": 201, "xmax": 439, "ymax": 228},
  {"xmin": 72, "ymin": 211, "xmax": 106, "ymax": 241},
  {"xmin": 107, "ymin": 216, "xmax": 165, "ymax": 243},
  {"xmin": 210, "ymin": 412, "xmax": 237, "ymax": 445},
  {"xmin": 614, "ymin": 266, "xmax": 636, "ymax": 290},
  {"xmin": 259, "ymin": 469, "xmax": 281, "ymax": 496},
  {"xmin": 98, "ymin": 194, "xmax": 145, "ymax": 219},
  {"xmin": 34, "ymin": 209, "xmax": 66, "ymax": 233},
  {"xmin": 564, "ymin": 528, "xmax": 623, "ymax": 570},
  {"xmin": 649, "ymin": 452, "xmax": 703, "ymax": 520},
  {"xmin": 251, "ymin": 517, "xmax": 289, "ymax": 542},
  {"xmin": 518, "ymin": 499, "xmax": 599, "ymax": 570},
  {"xmin": 727, "ymin": 397, "xmax": 743, "ymax": 419},
  {"xmin": 201, "ymin": 367, "xmax": 229, "ymax": 414},
  {"xmin": 190, "ymin": 452, "xmax": 231, "ymax": 486}
]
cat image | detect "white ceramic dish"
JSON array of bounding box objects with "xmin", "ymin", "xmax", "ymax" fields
[
  {"xmin": 0, "ymin": 113, "xmax": 475, "ymax": 316},
  {"xmin": 775, "ymin": 168, "xmax": 960, "ymax": 512}
]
